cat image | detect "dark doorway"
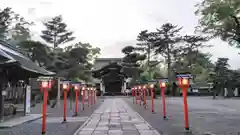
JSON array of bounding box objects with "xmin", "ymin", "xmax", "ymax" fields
[{"xmin": 105, "ymin": 80, "xmax": 122, "ymax": 95}]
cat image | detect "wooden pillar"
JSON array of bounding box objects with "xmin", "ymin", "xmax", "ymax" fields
[
  {"xmin": 24, "ymin": 78, "xmax": 30, "ymax": 116},
  {"xmin": 0, "ymin": 70, "xmax": 7, "ymax": 122},
  {"xmin": 0, "ymin": 82, "xmax": 3, "ymax": 122},
  {"xmin": 57, "ymin": 78, "xmax": 61, "ymax": 108}
]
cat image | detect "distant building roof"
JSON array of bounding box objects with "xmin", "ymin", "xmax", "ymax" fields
[
  {"xmin": 94, "ymin": 58, "xmax": 122, "ymax": 71},
  {"xmin": 95, "ymin": 58, "xmax": 122, "ymax": 62},
  {"xmin": 0, "ymin": 40, "xmax": 55, "ymax": 76}
]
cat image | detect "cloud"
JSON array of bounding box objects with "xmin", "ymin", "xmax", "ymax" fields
[
  {"xmin": 1, "ymin": 0, "xmax": 240, "ymax": 68},
  {"xmin": 101, "ymin": 40, "xmax": 136, "ymax": 58}
]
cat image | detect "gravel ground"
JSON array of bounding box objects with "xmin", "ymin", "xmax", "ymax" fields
[
  {"xmin": 125, "ymin": 96, "xmax": 240, "ymax": 135},
  {"xmin": 0, "ymin": 99, "xmax": 102, "ymax": 135}
]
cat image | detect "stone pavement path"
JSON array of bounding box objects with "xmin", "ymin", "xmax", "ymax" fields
[{"xmin": 74, "ymin": 98, "xmax": 161, "ymax": 135}]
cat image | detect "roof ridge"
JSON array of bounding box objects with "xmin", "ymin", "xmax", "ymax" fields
[{"xmin": 0, "ymin": 40, "xmax": 30, "ymax": 58}]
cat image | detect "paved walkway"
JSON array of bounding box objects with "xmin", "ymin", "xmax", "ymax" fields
[
  {"xmin": 0, "ymin": 100, "xmax": 101, "ymax": 135},
  {"xmin": 74, "ymin": 98, "xmax": 161, "ymax": 135}
]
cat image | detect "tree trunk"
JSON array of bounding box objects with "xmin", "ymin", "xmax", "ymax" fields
[
  {"xmin": 147, "ymin": 43, "xmax": 151, "ymax": 80},
  {"xmin": 147, "ymin": 44, "xmax": 150, "ymax": 67},
  {"xmin": 166, "ymin": 44, "xmax": 173, "ymax": 96}
]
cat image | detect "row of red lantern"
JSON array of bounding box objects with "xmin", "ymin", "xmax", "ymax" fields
[
  {"xmin": 40, "ymin": 80, "xmax": 98, "ymax": 92},
  {"xmin": 132, "ymin": 84, "xmax": 155, "ymax": 112},
  {"xmin": 131, "ymin": 84, "xmax": 155, "ymax": 91},
  {"xmin": 40, "ymin": 81, "xmax": 97, "ymax": 135},
  {"xmin": 131, "ymin": 77, "xmax": 190, "ymax": 131},
  {"xmin": 131, "ymin": 78, "xmax": 189, "ymax": 91}
]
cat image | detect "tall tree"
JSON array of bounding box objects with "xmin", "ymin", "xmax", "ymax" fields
[
  {"xmin": 121, "ymin": 45, "xmax": 146, "ymax": 85},
  {"xmin": 212, "ymin": 57, "xmax": 230, "ymax": 98},
  {"xmin": 0, "ymin": 7, "xmax": 13, "ymax": 39},
  {"xmin": 0, "ymin": 7, "xmax": 33, "ymax": 42},
  {"xmin": 180, "ymin": 35, "xmax": 210, "ymax": 74},
  {"xmin": 195, "ymin": 0, "xmax": 240, "ymax": 47},
  {"xmin": 61, "ymin": 42, "xmax": 100, "ymax": 81},
  {"xmin": 152, "ymin": 23, "xmax": 182, "ymax": 95},
  {"xmin": 41, "ymin": 15, "xmax": 75, "ymax": 49},
  {"xmin": 136, "ymin": 30, "xmax": 155, "ymax": 66}
]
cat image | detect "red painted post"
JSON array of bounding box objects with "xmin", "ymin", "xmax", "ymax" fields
[
  {"xmin": 178, "ymin": 77, "xmax": 190, "ymax": 131},
  {"xmin": 138, "ymin": 86, "xmax": 141, "ymax": 106},
  {"xmin": 42, "ymin": 89, "xmax": 48, "ymax": 134},
  {"xmin": 63, "ymin": 90, "xmax": 67, "ymax": 122},
  {"xmin": 160, "ymin": 81, "xmax": 167, "ymax": 119},
  {"xmin": 73, "ymin": 85, "xmax": 80, "ymax": 116},
  {"xmin": 161, "ymin": 87, "xmax": 167, "ymax": 119},
  {"xmin": 62, "ymin": 83, "xmax": 69, "ymax": 123},
  {"xmin": 75, "ymin": 91, "xmax": 78, "ymax": 114},
  {"xmin": 87, "ymin": 88, "xmax": 90, "ymax": 107},
  {"xmin": 151, "ymin": 89, "xmax": 155, "ymax": 113},
  {"xmin": 90, "ymin": 88, "xmax": 93, "ymax": 107},
  {"xmin": 149, "ymin": 84, "xmax": 155, "ymax": 114},
  {"xmin": 41, "ymin": 81, "xmax": 50, "ymax": 135},
  {"xmin": 183, "ymin": 86, "xmax": 189, "ymax": 130}
]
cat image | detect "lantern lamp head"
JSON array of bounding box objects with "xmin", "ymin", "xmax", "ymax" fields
[
  {"xmin": 74, "ymin": 85, "xmax": 79, "ymax": 90},
  {"xmin": 181, "ymin": 78, "xmax": 189, "ymax": 85},
  {"xmin": 149, "ymin": 84, "xmax": 154, "ymax": 89},
  {"xmin": 138, "ymin": 86, "xmax": 141, "ymax": 89},
  {"xmin": 63, "ymin": 83, "xmax": 68, "ymax": 90},
  {"xmin": 41, "ymin": 81, "xmax": 49, "ymax": 89},
  {"xmin": 160, "ymin": 82, "xmax": 166, "ymax": 88}
]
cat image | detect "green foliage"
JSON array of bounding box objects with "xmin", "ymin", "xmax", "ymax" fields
[
  {"xmin": 136, "ymin": 30, "xmax": 155, "ymax": 66},
  {"xmin": 151, "ymin": 23, "xmax": 183, "ymax": 86},
  {"xmin": 195, "ymin": 0, "xmax": 240, "ymax": 46},
  {"xmin": 0, "ymin": 7, "xmax": 33, "ymax": 42},
  {"xmin": 214, "ymin": 57, "xmax": 230, "ymax": 83},
  {"xmin": 18, "ymin": 40, "xmax": 100, "ymax": 81},
  {"xmin": 19, "ymin": 40, "xmax": 52, "ymax": 67},
  {"xmin": 41, "ymin": 15, "xmax": 75, "ymax": 48},
  {"xmin": 122, "ymin": 46, "xmax": 135, "ymax": 55},
  {"xmin": 121, "ymin": 45, "xmax": 146, "ymax": 77}
]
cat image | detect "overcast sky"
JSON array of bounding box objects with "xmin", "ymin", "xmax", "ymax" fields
[{"xmin": 2, "ymin": 0, "xmax": 240, "ymax": 69}]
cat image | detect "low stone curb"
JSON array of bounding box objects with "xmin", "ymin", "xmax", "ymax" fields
[
  {"xmin": 72, "ymin": 114, "xmax": 93, "ymax": 135},
  {"xmin": 134, "ymin": 109, "xmax": 162, "ymax": 135},
  {"xmin": 0, "ymin": 114, "xmax": 45, "ymax": 129}
]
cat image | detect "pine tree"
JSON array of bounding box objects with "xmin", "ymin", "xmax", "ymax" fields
[{"xmin": 41, "ymin": 15, "xmax": 75, "ymax": 49}]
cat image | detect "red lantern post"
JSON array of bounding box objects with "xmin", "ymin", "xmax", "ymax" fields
[
  {"xmin": 178, "ymin": 76, "xmax": 190, "ymax": 131},
  {"xmin": 62, "ymin": 82, "xmax": 70, "ymax": 123},
  {"xmin": 149, "ymin": 84, "xmax": 155, "ymax": 114},
  {"xmin": 81, "ymin": 86, "xmax": 85, "ymax": 110},
  {"xmin": 160, "ymin": 81, "xmax": 167, "ymax": 119},
  {"xmin": 138, "ymin": 86, "xmax": 142, "ymax": 106},
  {"xmin": 41, "ymin": 81, "xmax": 51, "ymax": 134},
  {"xmin": 73, "ymin": 84, "xmax": 80, "ymax": 116},
  {"xmin": 87, "ymin": 87, "xmax": 90, "ymax": 107}
]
